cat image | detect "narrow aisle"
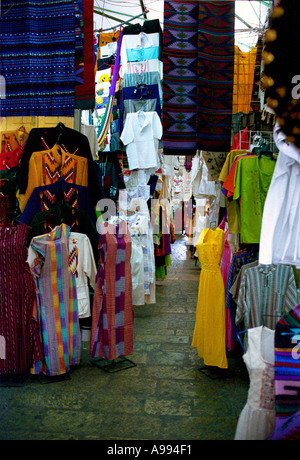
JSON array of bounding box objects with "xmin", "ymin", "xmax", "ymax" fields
[{"xmin": 0, "ymin": 236, "xmax": 249, "ymax": 440}]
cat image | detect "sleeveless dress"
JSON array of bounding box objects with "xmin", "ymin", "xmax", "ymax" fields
[
  {"xmin": 192, "ymin": 227, "xmax": 228, "ymax": 369},
  {"xmin": 235, "ymin": 326, "xmax": 275, "ymax": 440}
]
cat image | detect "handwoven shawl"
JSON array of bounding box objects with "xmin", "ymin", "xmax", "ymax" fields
[
  {"xmin": 162, "ymin": 1, "xmax": 235, "ymax": 154},
  {"xmin": 0, "ymin": 0, "xmax": 76, "ymax": 117}
]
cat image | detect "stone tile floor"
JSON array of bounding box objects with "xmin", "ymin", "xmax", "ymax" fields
[{"xmin": 0, "ymin": 236, "xmax": 249, "ymax": 440}]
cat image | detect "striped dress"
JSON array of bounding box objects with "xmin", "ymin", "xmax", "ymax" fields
[
  {"xmin": 28, "ymin": 223, "xmax": 81, "ymax": 376},
  {"xmin": 90, "ymin": 221, "xmax": 133, "ymax": 361},
  {"xmin": 0, "ymin": 223, "xmax": 44, "ymax": 374}
]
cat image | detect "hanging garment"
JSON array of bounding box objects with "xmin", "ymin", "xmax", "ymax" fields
[
  {"xmin": 259, "ymin": 126, "xmax": 300, "ymax": 269},
  {"xmin": 191, "ymin": 153, "xmax": 217, "ymax": 200},
  {"xmin": 20, "ymin": 179, "xmax": 97, "ymax": 227},
  {"xmin": 0, "ymin": 223, "xmax": 44, "ymax": 375},
  {"xmin": 234, "ymin": 326, "xmax": 275, "ymax": 440},
  {"xmin": 192, "ymin": 227, "xmax": 228, "ymax": 369},
  {"xmin": 225, "ymin": 249, "xmax": 258, "ymax": 342},
  {"xmin": 121, "ymin": 32, "xmax": 161, "ymax": 65},
  {"xmin": 127, "ymin": 200, "xmax": 156, "ymax": 305},
  {"xmin": 90, "ymin": 221, "xmax": 133, "ymax": 361},
  {"xmin": 75, "ymin": 0, "xmax": 95, "ymax": 110},
  {"xmin": 17, "ymin": 145, "xmax": 88, "ymax": 212},
  {"xmin": 230, "ymin": 127, "xmax": 249, "ymax": 151},
  {"xmin": 69, "ymin": 232, "xmax": 97, "ymax": 319},
  {"xmin": 0, "ymin": 167, "xmax": 20, "ymax": 224},
  {"xmin": 270, "ymin": 304, "xmax": 300, "ymax": 440},
  {"xmin": 120, "ymin": 59, "xmax": 163, "ymax": 79},
  {"xmin": 232, "ymin": 155, "xmax": 276, "ymax": 243},
  {"xmin": 27, "ymin": 202, "xmax": 100, "ymax": 265},
  {"xmin": 219, "ymin": 149, "xmax": 249, "ymax": 234},
  {"xmin": 120, "ymin": 85, "xmax": 161, "ymax": 132},
  {"xmin": 236, "ymin": 264, "xmax": 298, "ymax": 331},
  {"xmin": 1, "ymin": 131, "xmax": 21, "ymax": 153},
  {"xmin": 28, "ymin": 224, "xmax": 81, "ymax": 376},
  {"xmin": 0, "ymin": 146, "xmax": 23, "ymax": 170},
  {"xmin": 162, "ymin": 1, "xmax": 234, "ymax": 155},
  {"xmin": 0, "ymin": 0, "xmax": 76, "ymax": 117},
  {"xmin": 17, "ymin": 124, "xmax": 102, "ymax": 205},
  {"xmin": 220, "ymin": 227, "xmax": 234, "ymax": 352},
  {"xmin": 120, "ymin": 111, "xmax": 162, "ymax": 171},
  {"xmin": 232, "ymin": 46, "xmax": 257, "ymax": 114}
]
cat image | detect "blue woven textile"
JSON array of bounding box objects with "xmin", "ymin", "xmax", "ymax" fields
[{"xmin": 0, "ymin": 0, "xmax": 76, "ymax": 117}]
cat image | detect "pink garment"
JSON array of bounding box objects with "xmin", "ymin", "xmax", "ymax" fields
[{"xmin": 220, "ymin": 228, "xmax": 234, "ymax": 351}]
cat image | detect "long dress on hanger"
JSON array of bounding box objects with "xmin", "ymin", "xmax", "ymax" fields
[
  {"xmin": 90, "ymin": 220, "xmax": 133, "ymax": 361},
  {"xmin": 0, "ymin": 223, "xmax": 44, "ymax": 374},
  {"xmin": 192, "ymin": 227, "xmax": 228, "ymax": 369},
  {"xmin": 28, "ymin": 223, "xmax": 81, "ymax": 376},
  {"xmin": 235, "ymin": 326, "xmax": 275, "ymax": 440}
]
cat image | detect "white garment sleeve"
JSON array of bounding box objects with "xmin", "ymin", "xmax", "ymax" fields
[
  {"xmin": 152, "ymin": 112, "xmax": 163, "ymax": 140},
  {"xmin": 120, "ymin": 115, "xmax": 134, "ymax": 146}
]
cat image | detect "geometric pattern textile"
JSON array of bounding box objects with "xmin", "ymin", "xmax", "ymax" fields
[
  {"xmin": 162, "ymin": 1, "xmax": 234, "ymax": 154},
  {"xmin": 0, "ymin": 0, "xmax": 76, "ymax": 117}
]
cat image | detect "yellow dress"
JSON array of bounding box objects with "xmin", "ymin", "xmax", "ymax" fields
[{"xmin": 192, "ymin": 227, "xmax": 228, "ymax": 369}]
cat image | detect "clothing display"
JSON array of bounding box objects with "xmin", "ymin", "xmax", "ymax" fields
[
  {"xmin": 90, "ymin": 221, "xmax": 133, "ymax": 361},
  {"xmin": 192, "ymin": 227, "xmax": 228, "ymax": 369},
  {"xmin": 235, "ymin": 326, "xmax": 275, "ymax": 440},
  {"xmin": 0, "ymin": 0, "xmax": 77, "ymax": 117},
  {"xmin": 259, "ymin": 125, "xmax": 300, "ymax": 268},
  {"xmin": 0, "ymin": 223, "xmax": 44, "ymax": 375},
  {"xmin": 69, "ymin": 232, "xmax": 97, "ymax": 318},
  {"xmin": 120, "ymin": 111, "xmax": 162, "ymax": 171},
  {"xmin": 232, "ymin": 46, "xmax": 257, "ymax": 115},
  {"xmin": 236, "ymin": 264, "xmax": 298, "ymax": 331},
  {"xmin": 270, "ymin": 304, "xmax": 300, "ymax": 440},
  {"xmin": 232, "ymin": 155, "xmax": 276, "ymax": 244},
  {"xmin": 28, "ymin": 224, "xmax": 81, "ymax": 376},
  {"xmin": 1, "ymin": 0, "xmax": 299, "ymax": 444},
  {"xmin": 162, "ymin": 1, "xmax": 234, "ymax": 155},
  {"xmin": 17, "ymin": 145, "xmax": 89, "ymax": 212}
]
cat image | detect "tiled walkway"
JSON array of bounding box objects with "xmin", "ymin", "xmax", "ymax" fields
[{"xmin": 0, "ymin": 236, "xmax": 249, "ymax": 440}]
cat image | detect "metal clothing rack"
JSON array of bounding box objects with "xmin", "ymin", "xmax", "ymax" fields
[
  {"xmin": 239, "ymin": 129, "xmax": 278, "ymax": 153},
  {"xmin": 91, "ymin": 357, "xmax": 136, "ymax": 373}
]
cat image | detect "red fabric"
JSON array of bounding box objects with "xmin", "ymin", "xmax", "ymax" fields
[
  {"xmin": 75, "ymin": 0, "xmax": 95, "ymax": 109},
  {"xmin": 230, "ymin": 127, "xmax": 249, "ymax": 151},
  {"xmin": 0, "ymin": 146, "xmax": 23, "ymax": 170}
]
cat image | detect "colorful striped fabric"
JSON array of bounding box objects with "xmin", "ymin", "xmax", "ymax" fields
[
  {"xmin": 162, "ymin": 1, "xmax": 234, "ymax": 154},
  {"xmin": 0, "ymin": 0, "xmax": 76, "ymax": 117},
  {"xmin": 90, "ymin": 221, "xmax": 133, "ymax": 361},
  {"xmin": 29, "ymin": 224, "xmax": 81, "ymax": 376},
  {"xmin": 96, "ymin": 29, "xmax": 124, "ymax": 149},
  {"xmin": 0, "ymin": 223, "xmax": 44, "ymax": 375},
  {"xmin": 270, "ymin": 305, "xmax": 300, "ymax": 440}
]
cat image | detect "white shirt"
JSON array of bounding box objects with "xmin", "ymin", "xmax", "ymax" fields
[
  {"xmin": 120, "ymin": 111, "xmax": 162, "ymax": 171},
  {"xmin": 69, "ymin": 232, "xmax": 97, "ymax": 318},
  {"xmin": 119, "ymin": 59, "xmax": 163, "ymax": 80}
]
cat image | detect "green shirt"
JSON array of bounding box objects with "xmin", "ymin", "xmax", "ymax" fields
[{"xmin": 233, "ymin": 156, "xmax": 276, "ymax": 244}]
